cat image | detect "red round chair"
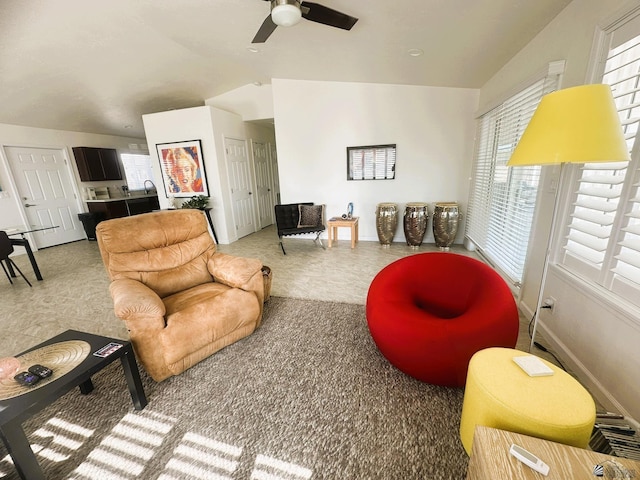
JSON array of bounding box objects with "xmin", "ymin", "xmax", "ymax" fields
[{"xmin": 366, "ymin": 252, "xmax": 519, "ymax": 387}]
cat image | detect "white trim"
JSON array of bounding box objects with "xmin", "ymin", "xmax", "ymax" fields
[
  {"xmin": 585, "ymin": 24, "xmax": 610, "ymax": 83},
  {"xmin": 551, "ymin": 262, "xmax": 640, "ymax": 330},
  {"xmin": 599, "ymin": 1, "xmax": 640, "ymax": 35},
  {"xmin": 586, "ymin": 2, "xmax": 640, "ymax": 83},
  {"xmin": 475, "ymin": 61, "xmax": 566, "ymax": 118},
  {"xmin": 537, "ymin": 319, "xmax": 640, "ymax": 428}
]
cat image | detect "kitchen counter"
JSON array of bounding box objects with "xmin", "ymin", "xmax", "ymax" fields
[
  {"xmin": 85, "ymin": 193, "xmax": 159, "ymax": 203},
  {"xmin": 85, "ymin": 195, "xmax": 160, "ymax": 220}
]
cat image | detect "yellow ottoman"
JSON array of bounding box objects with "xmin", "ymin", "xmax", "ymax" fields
[{"xmin": 459, "ymin": 347, "xmax": 596, "ymax": 455}]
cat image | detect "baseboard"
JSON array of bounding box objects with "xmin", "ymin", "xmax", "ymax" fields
[{"xmin": 536, "ymin": 322, "xmax": 640, "ymax": 430}]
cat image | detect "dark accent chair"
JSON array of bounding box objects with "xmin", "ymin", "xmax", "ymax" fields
[
  {"xmin": 274, "ymin": 203, "xmax": 326, "ymax": 255},
  {"xmin": 0, "ymin": 231, "xmax": 32, "ymax": 287}
]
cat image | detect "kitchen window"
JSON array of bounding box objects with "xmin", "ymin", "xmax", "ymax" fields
[{"xmin": 121, "ymin": 154, "xmax": 155, "ymax": 192}]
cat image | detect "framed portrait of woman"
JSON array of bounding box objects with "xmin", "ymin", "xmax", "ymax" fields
[{"xmin": 156, "ymin": 140, "xmax": 209, "ymax": 197}]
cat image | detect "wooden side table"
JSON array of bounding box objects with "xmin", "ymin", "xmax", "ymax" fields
[
  {"xmin": 466, "ymin": 426, "xmax": 640, "ymax": 479},
  {"xmin": 327, "ymin": 217, "xmax": 359, "ymax": 248}
]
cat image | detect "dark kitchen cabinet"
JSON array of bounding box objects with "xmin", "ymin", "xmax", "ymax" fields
[
  {"xmin": 87, "ymin": 201, "xmax": 129, "ymax": 220},
  {"xmin": 125, "ymin": 196, "xmax": 160, "ymax": 215},
  {"xmin": 73, "ymin": 147, "xmax": 122, "ymax": 181},
  {"xmin": 87, "ymin": 196, "xmax": 159, "ymax": 220}
]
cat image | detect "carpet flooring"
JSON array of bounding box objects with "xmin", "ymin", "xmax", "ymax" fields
[{"xmin": 0, "ymin": 297, "xmax": 468, "ymax": 479}]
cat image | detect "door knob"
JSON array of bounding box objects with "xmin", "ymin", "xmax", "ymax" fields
[{"xmin": 24, "ymin": 203, "xmax": 36, "ymax": 207}]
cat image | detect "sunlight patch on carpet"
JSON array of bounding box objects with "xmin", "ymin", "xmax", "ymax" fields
[
  {"xmin": 161, "ymin": 432, "xmax": 242, "ymax": 478},
  {"xmin": 251, "ymin": 454, "xmax": 313, "ymax": 479},
  {"xmin": 69, "ymin": 410, "xmax": 177, "ymax": 479}
]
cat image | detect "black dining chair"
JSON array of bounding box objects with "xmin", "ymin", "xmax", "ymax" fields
[{"xmin": 0, "ymin": 231, "xmax": 32, "ymax": 287}]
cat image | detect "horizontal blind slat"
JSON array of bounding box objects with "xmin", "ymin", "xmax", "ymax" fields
[{"xmin": 466, "ymin": 75, "xmax": 555, "ymax": 284}]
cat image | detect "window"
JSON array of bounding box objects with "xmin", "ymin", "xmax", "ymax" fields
[
  {"xmin": 347, "ymin": 144, "xmax": 396, "ymax": 180},
  {"xmin": 120, "ymin": 154, "xmax": 155, "ymax": 192},
  {"xmin": 557, "ymin": 22, "xmax": 640, "ymax": 308},
  {"xmin": 465, "ymin": 73, "xmax": 560, "ymax": 286}
]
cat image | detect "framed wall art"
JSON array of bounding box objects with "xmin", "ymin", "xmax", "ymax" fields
[{"xmin": 156, "ymin": 140, "xmax": 209, "ymax": 197}]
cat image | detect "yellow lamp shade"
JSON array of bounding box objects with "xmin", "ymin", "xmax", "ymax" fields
[{"xmin": 507, "ymin": 84, "xmax": 630, "ymax": 166}]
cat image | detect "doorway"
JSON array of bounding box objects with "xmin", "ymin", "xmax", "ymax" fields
[
  {"xmin": 5, "ymin": 146, "xmax": 84, "ymax": 248},
  {"xmin": 224, "ymin": 137, "xmax": 256, "ymax": 239},
  {"xmin": 251, "ymin": 140, "xmax": 274, "ymax": 229}
]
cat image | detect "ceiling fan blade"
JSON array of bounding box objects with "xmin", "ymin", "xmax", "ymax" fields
[
  {"xmin": 252, "ymin": 14, "xmax": 278, "ymax": 43},
  {"xmin": 300, "ymin": 2, "xmax": 358, "ymax": 30}
]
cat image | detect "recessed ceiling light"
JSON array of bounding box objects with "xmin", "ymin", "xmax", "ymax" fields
[
  {"xmin": 408, "ymin": 48, "xmax": 424, "ymax": 57},
  {"xmin": 247, "ymin": 47, "xmax": 259, "ymax": 53}
]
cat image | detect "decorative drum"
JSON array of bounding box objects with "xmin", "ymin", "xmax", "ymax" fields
[
  {"xmin": 433, "ymin": 202, "xmax": 459, "ymax": 250},
  {"xmin": 403, "ymin": 203, "xmax": 429, "ymax": 248},
  {"xmin": 375, "ymin": 203, "xmax": 398, "ymax": 246}
]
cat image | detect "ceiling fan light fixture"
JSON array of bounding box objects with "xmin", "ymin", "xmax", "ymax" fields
[{"xmin": 271, "ymin": 0, "xmax": 302, "ymax": 27}]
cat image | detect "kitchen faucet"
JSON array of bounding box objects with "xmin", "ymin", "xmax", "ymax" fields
[{"xmin": 144, "ymin": 179, "xmax": 156, "ymax": 195}]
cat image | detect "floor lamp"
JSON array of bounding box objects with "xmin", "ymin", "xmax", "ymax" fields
[{"xmin": 506, "ymin": 84, "xmax": 630, "ymax": 352}]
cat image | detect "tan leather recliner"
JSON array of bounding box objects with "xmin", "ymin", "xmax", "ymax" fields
[{"xmin": 96, "ymin": 209, "xmax": 264, "ymax": 381}]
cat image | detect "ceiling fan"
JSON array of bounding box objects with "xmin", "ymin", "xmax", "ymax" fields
[{"xmin": 252, "ymin": 0, "xmax": 358, "ymax": 44}]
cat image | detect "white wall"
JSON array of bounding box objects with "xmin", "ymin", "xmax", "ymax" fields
[
  {"xmin": 142, "ymin": 105, "xmax": 277, "ymax": 244},
  {"xmin": 0, "ymin": 123, "xmax": 146, "ymax": 249},
  {"xmin": 272, "ymin": 79, "xmax": 479, "ymax": 243},
  {"xmin": 143, "ymin": 106, "xmax": 228, "ymax": 243},
  {"xmin": 244, "ymin": 122, "xmax": 276, "ymax": 148},
  {"xmin": 480, "ymin": 0, "xmax": 640, "ymax": 422},
  {"xmin": 206, "ymin": 84, "xmax": 275, "ymax": 121}
]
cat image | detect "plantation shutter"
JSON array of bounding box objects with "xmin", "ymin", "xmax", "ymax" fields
[
  {"xmin": 558, "ymin": 25, "xmax": 640, "ymax": 307},
  {"xmin": 466, "ymin": 74, "xmax": 559, "ymax": 286}
]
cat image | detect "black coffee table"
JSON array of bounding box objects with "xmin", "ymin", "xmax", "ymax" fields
[{"xmin": 0, "ymin": 330, "xmax": 147, "ymax": 480}]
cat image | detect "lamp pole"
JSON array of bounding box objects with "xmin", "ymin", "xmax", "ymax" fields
[{"xmin": 529, "ymin": 163, "xmax": 567, "ymax": 352}]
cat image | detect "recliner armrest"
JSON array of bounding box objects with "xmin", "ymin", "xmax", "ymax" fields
[
  {"xmin": 208, "ymin": 252, "xmax": 263, "ymax": 290},
  {"xmin": 110, "ymin": 278, "xmax": 166, "ymax": 325}
]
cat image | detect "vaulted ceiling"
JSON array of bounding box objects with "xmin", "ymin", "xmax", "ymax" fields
[{"xmin": 0, "ymin": 0, "xmax": 572, "ymax": 138}]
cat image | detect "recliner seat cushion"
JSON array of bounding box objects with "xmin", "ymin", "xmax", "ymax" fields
[{"xmin": 162, "ymin": 284, "xmax": 260, "ymax": 366}]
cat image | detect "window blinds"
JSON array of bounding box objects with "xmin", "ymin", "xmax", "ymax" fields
[
  {"xmin": 466, "ymin": 75, "xmax": 559, "ymax": 286},
  {"xmin": 347, "ymin": 145, "xmax": 396, "ymax": 180},
  {"xmin": 120, "ymin": 154, "xmax": 154, "ymax": 191},
  {"xmin": 559, "ymin": 32, "xmax": 640, "ymax": 308}
]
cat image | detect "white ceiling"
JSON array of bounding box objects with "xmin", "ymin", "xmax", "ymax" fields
[{"xmin": 0, "ymin": 0, "xmax": 572, "ymax": 138}]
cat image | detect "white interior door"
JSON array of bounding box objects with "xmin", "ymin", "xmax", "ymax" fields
[
  {"xmin": 225, "ymin": 137, "xmax": 256, "ymax": 239},
  {"xmin": 251, "ymin": 140, "xmax": 273, "ymax": 229},
  {"xmin": 6, "ymin": 146, "xmax": 84, "ymax": 248}
]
